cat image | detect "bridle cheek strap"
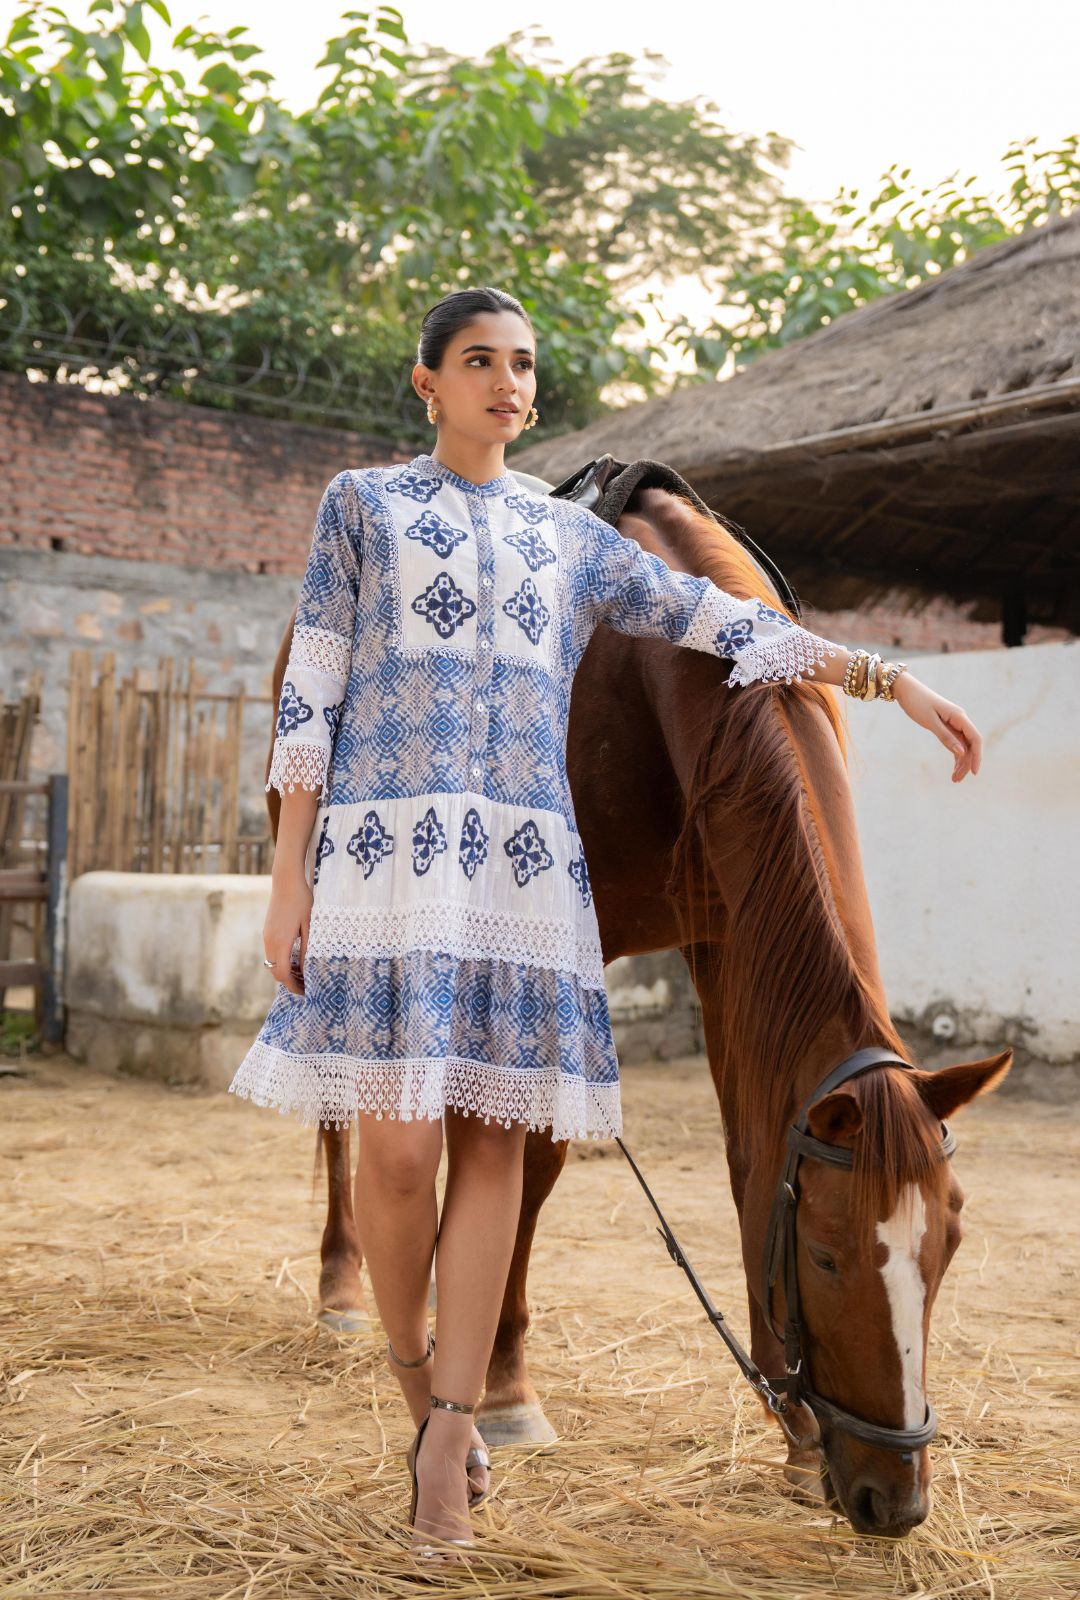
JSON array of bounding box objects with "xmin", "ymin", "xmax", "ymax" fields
[{"xmin": 761, "ymin": 1046, "xmax": 955, "ymax": 1458}]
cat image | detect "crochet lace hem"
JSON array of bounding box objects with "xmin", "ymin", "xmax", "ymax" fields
[
  {"xmin": 291, "ymin": 624, "xmax": 351, "ymax": 682},
  {"xmin": 306, "ymin": 900, "xmax": 606, "ymax": 988},
  {"xmin": 726, "ymin": 631, "xmax": 845, "ymax": 689},
  {"xmin": 266, "ymin": 740, "xmax": 327, "ymax": 797},
  {"xmin": 228, "ymin": 1042, "xmax": 622, "ymax": 1142}
]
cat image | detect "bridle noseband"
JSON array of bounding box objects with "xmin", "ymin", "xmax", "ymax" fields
[{"xmin": 617, "ymin": 1046, "xmax": 956, "ymax": 1462}]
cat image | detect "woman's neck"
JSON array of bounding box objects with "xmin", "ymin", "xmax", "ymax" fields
[{"xmin": 429, "ymin": 434, "xmax": 507, "ymax": 489}]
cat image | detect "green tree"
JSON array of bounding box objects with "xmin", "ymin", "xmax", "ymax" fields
[
  {"xmin": 0, "ymin": 1, "xmax": 793, "ymax": 435},
  {"xmin": 667, "ymin": 137, "xmax": 1080, "ymax": 377}
]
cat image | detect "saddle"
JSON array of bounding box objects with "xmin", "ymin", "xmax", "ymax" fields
[{"xmin": 511, "ymin": 455, "xmax": 802, "ymax": 622}]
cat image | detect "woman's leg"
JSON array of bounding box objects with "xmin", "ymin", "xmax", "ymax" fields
[
  {"xmin": 352, "ymin": 1111, "xmax": 443, "ymax": 1378},
  {"xmin": 411, "ymin": 1110, "xmax": 528, "ymax": 1542}
]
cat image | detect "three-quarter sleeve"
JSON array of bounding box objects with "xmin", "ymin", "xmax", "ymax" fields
[
  {"xmin": 576, "ymin": 505, "xmax": 847, "ymax": 688},
  {"xmin": 266, "ymin": 471, "xmax": 362, "ymax": 798}
]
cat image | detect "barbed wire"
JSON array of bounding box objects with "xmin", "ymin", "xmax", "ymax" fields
[{"xmin": 0, "ymin": 289, "xmax": 425, "ymax": 438}]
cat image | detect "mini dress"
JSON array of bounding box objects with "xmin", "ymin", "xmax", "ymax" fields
[{"xmin": 228, "ymin": 451, "xmax": 842, "ymax": 1141}]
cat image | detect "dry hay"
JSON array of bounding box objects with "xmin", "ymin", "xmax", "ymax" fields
[{"xmin": 2, "ymin": 1051, "xmax": 1078, "ymax": 1598}]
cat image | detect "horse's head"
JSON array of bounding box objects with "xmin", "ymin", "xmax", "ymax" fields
[{"xmin": 762, "ymin": 1048, "xmax": 1011, "ymax": 1536}]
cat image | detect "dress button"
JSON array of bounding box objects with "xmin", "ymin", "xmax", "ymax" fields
[
  {"xmin": 482, "ymin": 575, "xmax": 493, "ymax": 587},
  {"xmin": 471, "ymin": 765, "xmax": 482, "ymax": 779}
]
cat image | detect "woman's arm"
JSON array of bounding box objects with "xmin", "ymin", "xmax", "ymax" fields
[
  {"xmin": 263, "ymin": 472, "xmax": 362, "ymax": 993},
  {"xmin": 808, "ymin": 646, "xmax": 983, "ymax": 784},
  {"xmin": 574, "ymin": 505, "xmax": 983, "ymax": 784}
]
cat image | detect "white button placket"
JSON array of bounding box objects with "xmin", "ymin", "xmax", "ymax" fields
[{"xmin": 468, "ymin": 490, "xmax": 496, "ymax": 792}]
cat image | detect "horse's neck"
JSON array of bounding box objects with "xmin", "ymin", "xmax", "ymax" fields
[{"xmin": 692, "ymin": 686, "xmax": 901, "ymax": 1162}]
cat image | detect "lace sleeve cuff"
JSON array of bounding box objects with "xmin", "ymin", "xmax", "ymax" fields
[
  {"xmin": 265, "ymin": 740, "xmax": 328, "ymax": 798},
  {"xmin": 680, "ymin": 584, "xmax": 847, "ymax": 687}
]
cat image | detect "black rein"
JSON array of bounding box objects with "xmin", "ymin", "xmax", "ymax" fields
[{"xmin": 616, "ymin": 1046, "xmax": 956, "ymax": 1460}]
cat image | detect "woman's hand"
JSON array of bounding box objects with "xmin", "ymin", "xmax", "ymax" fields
[
  {"xmin": 892, "ymin": 671, "xmax": 982, "ymax": 782},
  {"xmin": 264, "ymin": 869, "xmax": 313, "ymax": 995}
]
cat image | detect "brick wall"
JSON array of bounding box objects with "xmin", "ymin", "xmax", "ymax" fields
[
  {"xmin": 0, "ymin": 370, "xmax": 1068, "ymax": 651},
  {"xmin": 0, "ymin": 371, "xmax": 412, "ymax": 572}
]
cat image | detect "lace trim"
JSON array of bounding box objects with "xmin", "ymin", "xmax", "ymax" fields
[
  {"xmin": 228, "ymin": 1042, "xmax": 622, "ymax": 1142},
  {"xmin": 726, "ymin": 629, "xmax": 845, "ymax": 689},
  {"xmin": 306, "ymin": 900, "xmax": 606, "ymax": 988},
  {"xmin": 266, "ymin": 739, "xmax": 328, "ymax": 796},
  {"xmin": 291, "ymin": 624, "xmax": 351, "ymax": 682},
  {"xmin": 680, "ymin": 584, "xmax": 747, "ymax": 653}
]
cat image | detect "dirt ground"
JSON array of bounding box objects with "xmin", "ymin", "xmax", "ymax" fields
[{"xmin": 2, "ymin": 1049, "xmax": 1077, "ymax": 1599}]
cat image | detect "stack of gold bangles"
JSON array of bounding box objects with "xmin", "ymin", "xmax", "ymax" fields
[{"xmin": 842, "ymin": 649, "xmax": 908, "ymax": 701}]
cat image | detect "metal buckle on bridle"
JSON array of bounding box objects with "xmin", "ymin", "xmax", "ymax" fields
[{"xmin": 617, "ymin": 1046, "xmax": 956, "ymax": 1460}]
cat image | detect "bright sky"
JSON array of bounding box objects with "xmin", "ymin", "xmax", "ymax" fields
[{"xmin": 5, "ymin": 0, "xmax": 1078, "ymax": 359}]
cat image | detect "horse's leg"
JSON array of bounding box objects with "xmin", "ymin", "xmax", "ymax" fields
[
  {"xmin": 316, "ymin": 1126, "xmax": 368, "ymax": 1333},
  {"xmin": 475, "ymin": 1127, "xmax": 568, "ymax": 1447}
]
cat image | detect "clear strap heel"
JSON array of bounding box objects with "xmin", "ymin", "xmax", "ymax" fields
[
  {"xmin": 386, "ymin": 1336, "xmax": 491, "ymax": 1507},
  {"xmin": 406, "ymin": 1393, "xmax": 478, "ymax": 1557}
]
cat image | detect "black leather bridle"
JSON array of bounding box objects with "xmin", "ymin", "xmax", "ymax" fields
[{"xmin": 617, "ymin": 1046, "xmax": 956, "ymax": 1461}]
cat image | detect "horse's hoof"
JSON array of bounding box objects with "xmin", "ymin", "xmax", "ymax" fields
[
  {"xmin": 782, "ymin": 1448, "xmax": 827, "ymax": 1504},
  {"xmin": 475, "ymin": 1402, "xmax": 558, "ymax": 1448},
  {"xmin": 317, "ymin": 1307, "xmax": 371, "ymax": 1335}
]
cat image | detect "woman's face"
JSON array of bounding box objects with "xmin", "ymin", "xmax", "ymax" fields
[{"xmin": 415, "ymin": 310, "xmax": 538, "ymax": 444}]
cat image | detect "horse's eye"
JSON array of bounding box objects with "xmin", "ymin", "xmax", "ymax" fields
[{"xmin": 810, "ymin": 1247, "xmax": 839, "ymax": 1275}]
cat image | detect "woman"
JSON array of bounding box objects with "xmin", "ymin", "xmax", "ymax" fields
[{"xmin": 229, "ymin": 286, "xmax": 982, "ymax": 1558}]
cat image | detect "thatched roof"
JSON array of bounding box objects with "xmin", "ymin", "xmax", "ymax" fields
[{"xmin": 514, "ymin": 213, "xmax": 1080, "ymax": 635}]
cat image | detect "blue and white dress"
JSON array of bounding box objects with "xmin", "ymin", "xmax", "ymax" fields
[{"xmin": 228, "ymin": 452, "xmax": 843, "ymax": 1141}]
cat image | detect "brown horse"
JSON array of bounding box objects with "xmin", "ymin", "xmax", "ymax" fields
[{"xmin": 263, "ymin": 477, "xmax": 1011, "ymax": 1537}]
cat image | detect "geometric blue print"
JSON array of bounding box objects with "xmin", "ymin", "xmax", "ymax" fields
[
  {"xmin": 412, "ymin": 805, "xmax": 448, "ymax": 875},
  {"xmin": 714, "ymin": 617, "xmax": 755, "ymax": 652},
  {"xmin": 277, "ymin": 680, "xmax": 314, "ymax": 735},
  {"xmin": 504, "ymin": 527, "xmax": 556, "ymax": 572},
  {"xmin": 406, "ymin": 509, "xmax": 468, "ymax": 558},
  {"xmin": 755, "ymin": 599, "xmax": 795, "ymax": 629},
  {"xmin": 502, "ymin": 577, "xmax": 551, "ymax": 645},
  {"xmin": 313, "ymin": 812, "xmax": 335, "ymax": 885},
  {"xmin": 248, "ymin": 451, "xmax": 837, "ymax": 1142},
  {"xmin": 568, "ymin": 850, "xmax": 592, "ymax": 907},
  {"xmin": 411, "ymin": 571, "xmax": 478, "ymax": 639},
  {"xmin": 503, "ymin": 818, "xmax": 554, "ymax": 886},
  {"xmin": 387, "ymin": 467, "xmax": 441, "ymax": 503},
  {"xmin": 346, "ymin": 810, "xmax": 395, "ymax": 879},
  {"xmin": 458, "ymin": 806, "xmax": 490, "ymax": 880},
  {"xmin": 504, "ymin": 492, "xmax": 554, "ymax": 527},
  {"xmin": 324, "ymin": 698, "xmax": 344, "ymax": 741}
]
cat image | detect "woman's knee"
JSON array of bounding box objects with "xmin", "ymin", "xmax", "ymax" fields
[
  {"xmin": 445, "ymin": 1109, "xmax": 528, "ymax": 1170},
  {"xmin": 355, "ymin": 1114, "xmax": 442, "ymax": 1197}
]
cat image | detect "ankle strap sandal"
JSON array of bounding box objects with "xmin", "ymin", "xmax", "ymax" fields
[
  {"xmin": 386, "ymin": 1330, "xmax": 434, "ymax": 1368},
  {"xmin": 430, "ymin": 1393, "xmax": 475, "ymax": 1414}
]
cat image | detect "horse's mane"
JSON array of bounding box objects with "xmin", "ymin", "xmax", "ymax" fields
[{"xmin": 665, "ymin": 499, "xmax": 914, "ymax": 1183}]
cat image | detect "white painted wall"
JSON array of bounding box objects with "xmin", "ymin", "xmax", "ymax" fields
[{"xmin": 844, "ymin": 640, "xmax": 1079, "ymax": 1061}]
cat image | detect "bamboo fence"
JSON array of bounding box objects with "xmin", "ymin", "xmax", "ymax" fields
[{"xmin": 65, "ymin": 650, "xmax": 274, "ymax": 879}]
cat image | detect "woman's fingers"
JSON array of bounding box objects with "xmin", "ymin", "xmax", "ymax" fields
[
  {"xmin": 934, "ymin": 703, "xmax": 981, "ymax": 781},
  {"xmin": 264, "ymin": 931, "xmax": 305, "ymax": 995}
]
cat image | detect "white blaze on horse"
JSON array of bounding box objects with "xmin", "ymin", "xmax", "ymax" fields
[{"xmin": 263, "ymin": 467, "xmax": 1010, "ymax": 1538}]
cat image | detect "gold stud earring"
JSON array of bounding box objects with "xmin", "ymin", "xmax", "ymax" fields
[
  {"xmin": 523, "ymin": 405, "xmax": 539, "ymax": 430},
  {"xmin": 426, "ymin": 396, "xmax": 438, "ymax": 426}
]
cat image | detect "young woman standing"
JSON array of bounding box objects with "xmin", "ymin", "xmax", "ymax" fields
[{"xmin": 229, "ymin": 287, "xmax": 982, "ymax": 1559}]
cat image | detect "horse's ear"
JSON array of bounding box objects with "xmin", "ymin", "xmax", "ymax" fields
[
  {"xmin": 915, "ymin": 1049, "xmax": 1013, "ymax": 1120},
  {"xmin": 806, "ymin": 1086, "xmax": 864, "ymax": 1145}
]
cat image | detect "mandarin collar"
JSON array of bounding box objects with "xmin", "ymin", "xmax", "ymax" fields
[{"xmin": 409, "ymin": 451, "xmax": 518, "ymax": 498}]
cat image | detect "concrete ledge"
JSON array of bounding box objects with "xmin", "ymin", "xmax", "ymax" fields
[{"xmin": 64, "ymin": 871, "xmax": 275, "ymax": 1086}]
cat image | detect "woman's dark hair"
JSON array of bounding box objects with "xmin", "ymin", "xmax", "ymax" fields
[{"xmin": 417, "ymin": 286, "xmax": 534, "ymax": 370}]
